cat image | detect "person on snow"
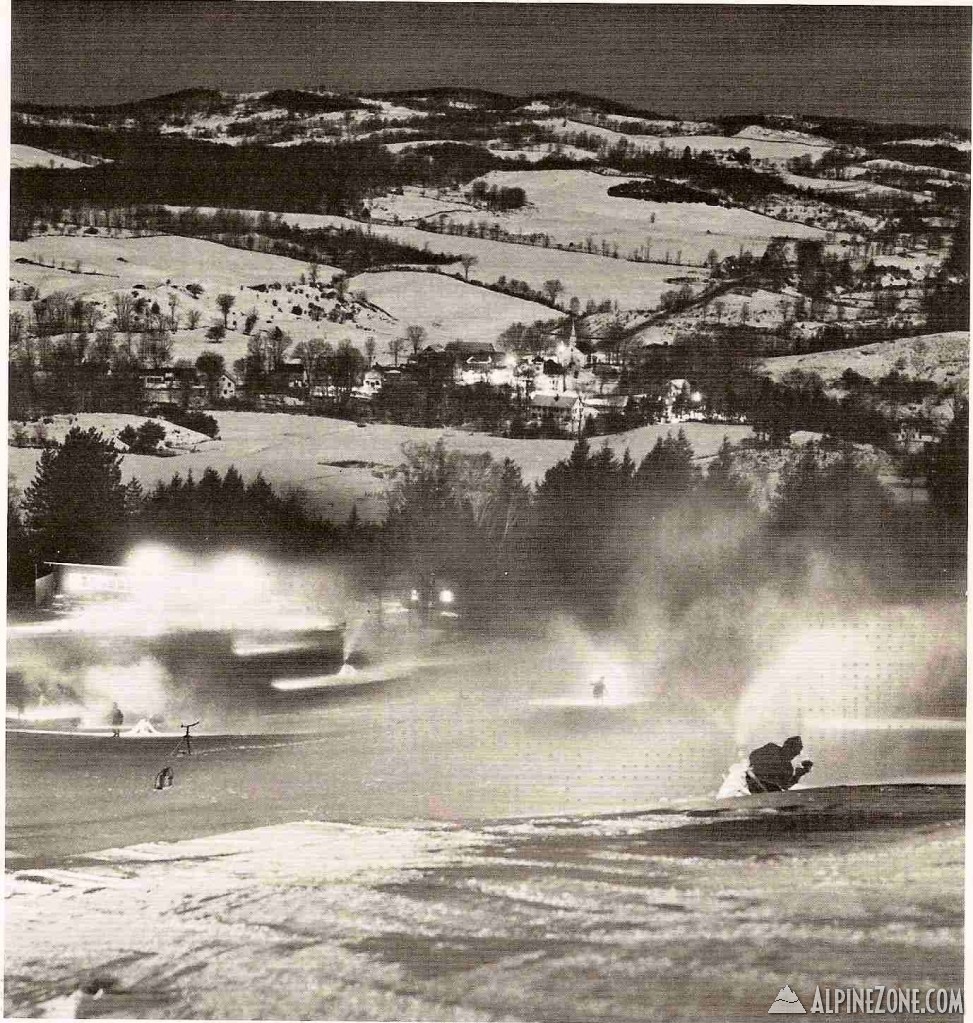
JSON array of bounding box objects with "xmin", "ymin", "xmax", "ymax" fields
[
  {"xmin": 592, "ymin": 678, "xmax": 606, "ymax": 700},
  {"xmin": 110, "ymin": 702, "xmax": 124, "ymax": 738},
  {"xmin": 746, "ymin": 735, "xmax": 813, "ymax": 793}
]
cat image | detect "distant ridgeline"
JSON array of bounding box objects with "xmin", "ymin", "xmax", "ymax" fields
[{"xmin": 9, "ymin": 86, "xmax": 970, "ymax": 232}]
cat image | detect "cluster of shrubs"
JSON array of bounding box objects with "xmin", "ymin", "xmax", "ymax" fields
[
  {"xmin": 118, "ymin": 420, "xmax": 169, "ymax": 455},
  {"xmin": 156, "ymin": 407, "xmax": 220, "ymax": 438},
  {"xmin": 466, "ymin": 180, "xmax": 528, "ymax": 211},
  {"xmin": 839, "ymin": 367, "xmax": 941, "ymax": 404}
]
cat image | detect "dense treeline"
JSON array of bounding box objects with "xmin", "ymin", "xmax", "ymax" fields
[
  {"xmin": 9, "ymin": 425, "xmax": 966, "ymax": 622},
  {"xmin": 607, "ymin": 178, "xmax": 725, "ymax": 205},
  {"xmin": 136, "ymin": 465, "xmax": 344, "ymax": 552},
  {"xmin": 7, "ymin": 429, "xmax": 365, "ymax": 599},
  {"xmin": 10, "ymin": 128, "xmax": 509, "ymax": 224},
  {"xmin": 869, "ymin": 144, "xmax": 971, "ymax": 175},
  {"xmin": 387, "ymin": 432, "xmax": 966, "ymax": 630},
  {"xmin": 466, "ymin": 180, "xmax": 528, "ymax": 211}
]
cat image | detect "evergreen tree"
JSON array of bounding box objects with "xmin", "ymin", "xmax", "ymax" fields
[
  {"xmin": 22, "ymin": 427, "xmax": 129, "ymax": 564},
  {"xmin": 7, "ymin": 496, "xmax": 35, "ymax": 600},
  {"xmin": 700, "ymin": 437, "xmax": 752, "ymax": 511},
  {"xmin": 926, "ymin": 402, "xmax": 968, "ymax": 521},
  {"xmin": 634, "ymin": 430, "xmax": 698, "ymax": 498}
]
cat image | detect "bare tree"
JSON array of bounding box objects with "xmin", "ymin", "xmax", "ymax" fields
[
  {"xmin": 167, "ymin": 292, "xmax": 180, "ymax": 331},
  {"xmin": 293, "ymin": 337, "xmax": 327, "ymax": 394},
  {"xmin": 406, "ymin": 324, "xmax": 427, "ymax": 355},
  {"xmin": 92, "ymin": 326, "xmax": 116, "ymax": 366},
  {"xmin": 216, "ymin": 293, "xmax": 235, "ymax": 329},
  {"xmin": 459, "ymin": 254, "xmax": 478, "ymax": 281},
  {"xmin": 266, "ymin": 326, "xmax": 291, "ymax": 372},
  {"xmin": 112, "ymin": 292, "xmax": 134, "ymax": 332},
  {"xmin": 142, "ymin": 327, "xmax": 173, "ymax": 370},
  {"xmin": 186, "ymin": 308, "xmax": 202, "ymax": 330},
  {"xmin": 389, "ymin": 335, "xmax": 405, "ymax": 367},
  {"xmin": 364, "ymin": 337, "xmax": 377, "ymax": 365}
]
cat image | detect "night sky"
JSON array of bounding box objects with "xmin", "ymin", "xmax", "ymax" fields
[{"xmin": 11, "ymin": 2, "xmax": 972, "ymax": 127}]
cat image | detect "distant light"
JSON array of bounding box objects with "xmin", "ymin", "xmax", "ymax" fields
[
  {"xmin": 439, "ymin": 589, "xmax": 454, "ymax": 604},
  {"xmin": 410, "ymin": 589, "xmax": 420, "ymax": 602},
  {"xmin": 690, "ymin": 391, "xmax": 703, "ymax": 403}
]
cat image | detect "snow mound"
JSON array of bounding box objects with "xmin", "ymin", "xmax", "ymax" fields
[{"xmin": 124, "ymin": 719, "xmax": 161, "ymax": 736}]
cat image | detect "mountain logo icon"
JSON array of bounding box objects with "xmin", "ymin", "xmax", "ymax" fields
[{"xmin": 769, "ymin": 985, "xmax": 807, "ymax": 1014}]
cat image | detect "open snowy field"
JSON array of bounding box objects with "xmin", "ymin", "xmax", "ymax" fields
[
  {"xmin": 10, "ymin": 234, "xmax": 332, "ymax": 294},
  {"xmin": 7, "ymin": 412, "xmax": 753, "ymax": 521},
  {"xmin": 367, "ymin": 186, "xmax": 478, "ymax": 222},
  {"xmin": 9, "ymin": 229, "xmax": 565, "ymax": 365},
  {"xmin": 9, "ymin": 144, "xmax": 88, "ymax": 169},
  {"xmin": 353, "ymin": 270, "xmax": 553, "ymax": 344},
  {"xmin": 733, "ymin": 125, "xmax": 833, "ymax": 147},
  {"xmin": 10, "ymin": 233, "xmax": 389, "ymax": 364},
  {"xmin": 543, "ymin": 119, "xmax": 835, "ymax": 166},
  {"xmin": 761, "ymin": 331, "xmax": 969, "ymax": 390},
  {"xmin": 195, "ymin": 206, "xmax": 707, "ymax": 310},
  {"xmin": 437, "ymin": 169, "xmax": 829, "ymax": 263},
  {"xmin": 780, "ymin": 171, "xmax": 933, "ymax": 204}
]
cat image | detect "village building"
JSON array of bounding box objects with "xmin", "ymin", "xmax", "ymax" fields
[
  {"xmin": 272, "ymin": 358, "xmax": 306, "ymax": 393},
  {"xmin": 529, "ymin": 391, "xmax": 584, "ymax": 432},
  {"xmin": 457, "ymin": 350, "xmax": 515, "ymax": 387},
  {"xmin": 140, "ymin": 371, "xmax": 207, "ymax": 407},
  {"xmin": 894, "ymin": 422, "xmax": 939, "ymax": 454},
  {"xmin": 359, "ymin": 366, "xmax": 385, "ymax": 396},
  {"xmin": 581, "ymin": 393, "xmax": 630, "ymax": 424},
  {"xmin": 216, "ymin": 372, "xmax": 239, "ymax": 401}
]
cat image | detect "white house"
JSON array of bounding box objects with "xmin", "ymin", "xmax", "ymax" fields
[
  {"xmin": 216, "ymin": 372, "xmax": 238, "ymax": 401},
  {"xmin": 529, "ymin": 391, "xmax": 584, "ymax": 431},
  {"xmin": 458, "ymin": 351, "xmax": 516, "ymax": 388},
  {"xmin": 354, "ymin": 366, "xmax": 386, "ymax": 399}
]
